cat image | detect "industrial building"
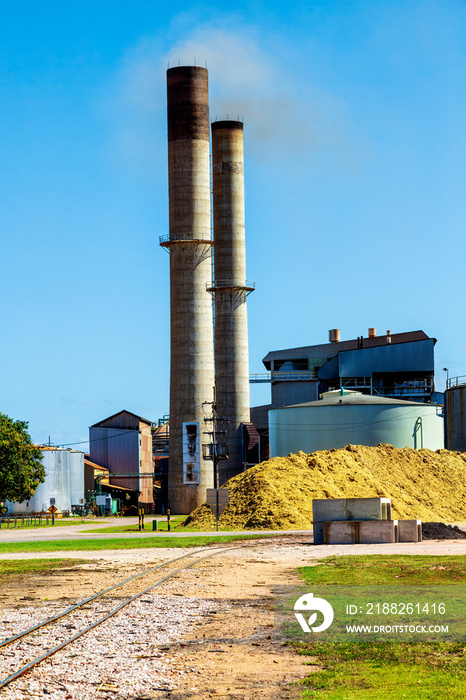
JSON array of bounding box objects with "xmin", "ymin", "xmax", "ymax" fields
[
  {"xmin": 6, "ymin": 447, "xmax": 84, "ymax": 515},
  {"xmin": 89, "ymin": 410, "xmax": 154, "ymax": 512},
  {"xmin": 252, "ymin": 328, "xmax": 440, "ymax": 429},
  {"xmin": 269, "ymin": 390, "xmax": 444, "ymax": 457}
]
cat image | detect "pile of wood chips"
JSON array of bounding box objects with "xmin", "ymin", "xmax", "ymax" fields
[{"xmin": 182, "ymin": 444, "xmax": 466, "ymax": 530}]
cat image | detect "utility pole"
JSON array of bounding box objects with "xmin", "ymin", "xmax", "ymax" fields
[{"xmin": 202, "ymin": 387, "xmax": 229, "ymax": 488}]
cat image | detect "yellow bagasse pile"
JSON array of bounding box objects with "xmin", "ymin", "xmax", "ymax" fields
[{"xmin": 182, "ymin": 445, "xmax": 466, "ymax": 530}]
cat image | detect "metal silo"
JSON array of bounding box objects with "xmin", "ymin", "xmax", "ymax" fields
[
  {"xmin": 445, "ymin": 377, "xmax": 466, "ymax": 451},
  {"xmin": 6, "ymin": 448, "xmax": 84, "ymax": 514},
  {"xmin": 269, "ymin": 393, "xmax": 444, "ymax": 457},
  {"xmin": 210, "ymin": 120, "xmax": 253, "ymax": 483},
  {"xmin": 160, "ymin": 66, "xmax": 215, "ymax": 513}
]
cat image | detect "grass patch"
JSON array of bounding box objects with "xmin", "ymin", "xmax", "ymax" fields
[
  {"xmin": 295, "ymin": 556, "xmax": 466, "ymax": 699},
  {"xmin": 0, "ymin": 519, "xmax": 105, "ymax": 530},
  {"xmin": 0, "ymin": 534, "xmax": 274, "ymax": 553},
  {"xmin": 0, "ymin": 559, "xmax": 84, "ymax": 578},
  {"xmin": 299, "ymin": 555, "xmax": 466, "ymax": 586},
  {"xmin": 299, "ymin": 640, "xmax": 465, "ymax": 699},
  {"xmin": 84, "ymin": 516, "xmax": 187, "ymax": 533}
]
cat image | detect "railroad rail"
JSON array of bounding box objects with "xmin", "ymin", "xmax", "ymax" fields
[{"xmin": 0, "ymin": 546, "xmax": 236, "ymax": 691}]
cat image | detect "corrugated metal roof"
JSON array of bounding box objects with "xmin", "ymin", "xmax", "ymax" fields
[
  {"xmin": 91, "ymin": 409, "xmax": 153, "ymax": 429},
  {"xmin": 84, "ymin": 458, "xmax": 109, "ymax": 471}
]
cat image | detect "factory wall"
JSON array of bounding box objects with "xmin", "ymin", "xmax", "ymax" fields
[
  {"xmin": 89, "ymin": 427, "xmax": 141, "ymax": 494},
  {"xmin": 333, "ymin": 339, "xmax": 435, "ymax": 377},
  {"xmin": 269, "ymin": 403, "xmax": 444, "ymax": 457},
  {"xmin": 271, "ymin": 380, "xmax": 319, "ymax": 407},
  {"xmin": 6, "ymin": 448, "xmax": 84, "ymax": 514}
]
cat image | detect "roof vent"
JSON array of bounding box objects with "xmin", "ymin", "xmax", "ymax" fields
[
  {"xmin": 329, "ymin": 329, "xmax": 340, "ymax": 343},
  {"xmin": 368, "ymin": 328, "xmax": 376, "ymax": 338}
]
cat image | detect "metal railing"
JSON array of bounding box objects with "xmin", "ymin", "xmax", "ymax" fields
[
  {"xmin": 447, "ymin": 376, "xmax": 466, "ymax": 389},
  {"xmin": 159, "ymin": 233, "xmax": 213, "ymax": 244},
  {"xmin": 249, "ymin": 371, "xmax": 318, "ymax": 383},
  {"xmin": 207, "ymin": 280, "xmax": 255, "ymax": 290},
  {"xmin": 0, "ymin": 513, "xmax": 77, "ymax": 528}
]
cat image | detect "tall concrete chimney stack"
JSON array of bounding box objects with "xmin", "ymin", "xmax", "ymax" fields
[
  {"xmin": 161, "ymin": 66, "xmax": 215, "ymax": 513},
  {"xmin": 210, "ymin": 120, "xmax": 253, "ymax": 482}
]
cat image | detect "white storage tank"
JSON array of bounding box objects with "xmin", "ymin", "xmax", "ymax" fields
[
  {"xmin": 269, "ymin": 391, "xmax": 444, "ymax": 457},
  {"xmin": 6, "ymin": 447, "xmax": 85, "ymax": 514}
]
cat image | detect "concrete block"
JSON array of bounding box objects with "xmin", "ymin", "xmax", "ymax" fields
[
  {"xmin": 398, "ymin": 519, "xmax": 422, "ymax": 543},
  {"xmin": 313, "ymin": 521, "xmax": 325, "ymax": 545},
  {"xmin": 313, "ymin": 498, "xmax": 347, "ymax": 523},
  {"xmin": 346, "ymin": 497, "xmax": 392, "ymax": 521},
  {"xmin": 323, "ymin": 521, "xmax": 360, "ymax": 545},
  {"xmin": 313, "ymin": 497, "xmax": 392, "ymax": 525},
  {"xmin": 359, "ymin": 520, "xmax": 398, "ymax": 544}
]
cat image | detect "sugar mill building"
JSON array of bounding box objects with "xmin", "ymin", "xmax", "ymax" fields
[
  {"xmin": 251, "ymin": 328, "xmax": 443, "ymax": 456},
  {"xmin": 251, "ymin": 328, "xmax": 440, "ymax": 426}
]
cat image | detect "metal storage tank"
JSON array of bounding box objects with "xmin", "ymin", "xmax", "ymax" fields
[
  {"xmin": 269, "ymin": 392, "xmax": 444, "ymax": 457},
  {"xmin": 6, "ymin": 448, "xmax": 85, "ymax": 514},
  {"xmin": 445, "ymin": 376, "xmax": 466, "ymax": 451}
]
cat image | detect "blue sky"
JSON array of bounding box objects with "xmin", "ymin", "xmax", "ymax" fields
[{"xmin": 1, "ymin": 0, "xmax": 465, "ymax": 448}]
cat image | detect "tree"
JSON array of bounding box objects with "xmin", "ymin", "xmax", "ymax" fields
[{"xmin": 0, "ymin": 413, "xmax": 45, "ymax": 503}]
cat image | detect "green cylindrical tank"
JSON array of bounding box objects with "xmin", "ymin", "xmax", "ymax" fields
[{"xmin": 269, "ymin": 392, "xmax": 444, "ymax": 457}]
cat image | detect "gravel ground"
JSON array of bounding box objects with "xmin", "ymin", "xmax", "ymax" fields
[{"xmin": 0, "ymin": 593, "xmax": 214, "ymax": 698}]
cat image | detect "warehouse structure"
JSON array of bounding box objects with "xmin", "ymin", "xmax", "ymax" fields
[{"xmin": 89, "ymin": 410, "xmax": 154, "ymax": 512}]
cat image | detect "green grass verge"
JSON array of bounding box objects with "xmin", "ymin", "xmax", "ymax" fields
[
  {"xmin": 0, "ymin": 519, "xmax": 105, "ymax": 530},
  {"xmin": 295, "ymin": 556, "xmax": 466, "ymax": 699},
  {"xmin": 298, "ymin": 554, "xmax": 466, "ymax": 586},
  {"xmin": 0, "ymin": 559, "xmax": 85, "ymax": 577},
  {"xmin": 0, "ymin": 534, "xmax": 272, "ymax": 553},
  {"xmin": 84, "ymin": 516, "xmax": 187, "ymax": 533}
]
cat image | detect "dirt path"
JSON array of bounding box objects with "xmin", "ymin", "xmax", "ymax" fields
[{"xmin": 0, "ymin": 537, "xmax": 464, "ymax": 699}]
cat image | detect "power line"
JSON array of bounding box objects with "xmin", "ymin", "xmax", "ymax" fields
[{"xmin": 45, "ymin": 403, "xmax": 206, "ymax": 449}]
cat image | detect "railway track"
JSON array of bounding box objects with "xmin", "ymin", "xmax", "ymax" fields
[{"xmin": 0, "ymin": 546, "xmax": 236, "ymax": 694}]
